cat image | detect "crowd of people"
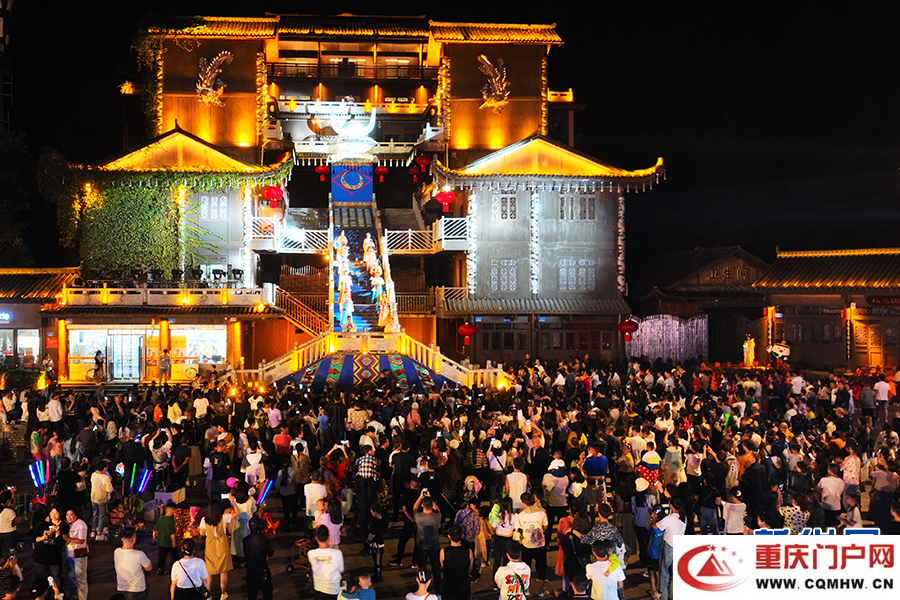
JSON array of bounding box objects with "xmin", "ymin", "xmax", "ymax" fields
[{"xmin": 0, "ymin": 357, "xmax": 899, "ymax": 600}]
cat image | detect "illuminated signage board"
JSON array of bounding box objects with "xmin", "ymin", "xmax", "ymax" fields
[{"xmin": 0, "ymin": 312, "xmax": 10, "ymax": 322}]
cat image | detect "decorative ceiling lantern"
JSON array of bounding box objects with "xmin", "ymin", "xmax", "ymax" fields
[
  {"xmin": 408, "ymin": 165, "xmax": 420, "ymax": 183},
  {"xmin": 415, "ymin": 154, "xmax": 431, "ymax": 173},
  {"xmin": 374, "ymin": 165, "xmax": 389, "ymax": 182},
  {"xmin": 262, "ymin": 186, "xmax": 283, "ymax": 201},
  {"xmin": 617, "ymin": 319, "xmax": 639, "ymax": 342},
  {"xmin": 457, "ymin": 322, "xmax": 477, "ymax": 346},
  {"xmin": 315, "ymin": 164, "xmax": 329, "ymax": 182},
  {"xmin": 436, "ymin": 190, "xmax": 456, "ymax": 213}
]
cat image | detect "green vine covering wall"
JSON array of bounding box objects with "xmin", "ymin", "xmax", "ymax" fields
[
  {"xmin": 80, "ymin": 185, "xmax": 181, "ymax": 271},
  {"xmin": 39, "ymin": 150, "xmax": 294, "ymax": 274}
]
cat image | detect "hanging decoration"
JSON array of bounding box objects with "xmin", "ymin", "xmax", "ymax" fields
[
  {"xmin": 436, "ymin": 190, "xmax": 455, "ymax": 213},
  {"xmin": 374, "ymin": 165, "xmax": 389, "ymax": 182},
  {"xmin": 624, "ymin": 315, "xmax": 708, "ymax": 363},
  {"xmin": 618, "ymin": 319, "xmax": 638, "ymax": 342},
  {"xmin": 262, "ymin": 186, "xmax": 283, "ymax": 201},
  {"xmin": 415, "ymin": 155, "xmax": 431, "ymax": 173},
  {"xmin": 409, "ymin": 166, "xmax": 420, "ymax": 183},
  {"xmin": 457, "ymin": 322, "xmax": 477, "ymax": 346},
  {"xmin": 315, "ymin": 165, "xmax": 330, "ymax": 182}
]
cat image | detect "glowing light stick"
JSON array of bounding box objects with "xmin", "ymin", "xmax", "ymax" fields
[
  {"xmin": 129, "ymin": 466, "xmax": 137, "ymax": 491},
  {"xmin": 28, "ymin": 464, "xmax": 39, "ymax": 488},
  {"xmin": 257, "ymin": 479, "xmax": 273, "ymax": 506},
  {"xmin": 724, "ymin": 414, "xmax": 731, "ymax": 429}
]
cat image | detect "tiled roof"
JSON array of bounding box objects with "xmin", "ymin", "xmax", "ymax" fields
[
  {"xmin": 150, "ymin": 17, "xmax": 278, "ymax": 38},
  {"xmin": 442, "ymin": 297, "xmax": 629, "ymax": 315},
  {"xmin": 631, "ymin": 246, "xmax": 767, "ymax": 297},
  {"xmin": 754, "ymin": 248, "xmax": 900, "ymax": 290},
  {"xmin": 429, "ymin": 21, "xmax": 562, "ymax": 44},
  {"xmin": 278, "ymin": 14, "xmax": 429, "ymax": 38},
  {"xmin": 439, "ymin": 134, "xmax": 664, "ymax": 182},
  {"xmin": 42, "ymin": 305, "xmax": 284, "ymax": 317},
  {"xmin": 0, "ymin": 268, "xmax": 79, "ymax": 302}
]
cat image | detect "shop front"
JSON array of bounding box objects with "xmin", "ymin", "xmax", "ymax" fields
[{"xmin": 0, "ymin": 304, "xmax": 43, "ymax": 368}]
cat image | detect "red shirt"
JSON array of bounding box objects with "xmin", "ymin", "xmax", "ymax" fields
[{"xmin": 273, "ymin": 433, "xmax": 292, "ymax": 455}]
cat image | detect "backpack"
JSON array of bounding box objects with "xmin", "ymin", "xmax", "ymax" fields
[{"xmin": 648, "ymin": 527, "xmax": 665, "ymax": 560}]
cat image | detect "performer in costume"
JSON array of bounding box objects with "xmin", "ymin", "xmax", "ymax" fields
[
  {"xmin": 362, "ymin": 233, "xmax": 378, "ymax": 272},
  {"xmin": 370, "ymin": 265, "xmax": 384, "ymax": 303},
  {"xmin": 743, "ymin": 334, "xmax": 756, "ymax": 366},
  {"xmin": 338, "ymin": 272, "xmax": 354, "ymax": 329},
  {"xmin": 377, "ymin": 289, "xmax": 393, "ymax": 328}
]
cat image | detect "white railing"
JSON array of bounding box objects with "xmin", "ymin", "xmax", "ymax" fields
[
  {"xmin": 385, "ymin": 217, "xmax": 468, "ymax": 254},
  {"xmin": 435, "ymin": 217, "xmax": 468, "ymax": 241},
  {"xmin": 249, "ymin": 216, "xmax": 329, "ymax": 254},
  {"xmin": 251, "ymin": 216, "xmax": 279, "ymax": 239},
  {"xmin": 385, "ymin": 229, "xmax": 434, "ymax": 253},
  {"xmin": 61, "ymin": 285, "xmax": 264, "ymax": 306},
  {"xmin": 280, "ymin": 229, "xmax": 330, "ymax": 252},
  {"xmin": 253, "ymin": 332, "xmax": 334, "ymax": 384}
]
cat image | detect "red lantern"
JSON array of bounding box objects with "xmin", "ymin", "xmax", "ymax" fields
[
  {"xmin": 436, "ymin": 190, "xmax": 455, "ymax": 213},
  {"xmin": 415, "ymin": 154, "xmax": 431, "ymax": 173},
  {"xmin": 617, "ymin": 320, "xmax": 638, "ymax": 334},
  {"xmin": 409, "ymin": 166, "xmax": 420, "ymax": 182},
  {"xmin": 262, "ymin": 186, "xmax": 283, "ymax": 201},
  {"xmin": 374, "ymin": 165, "xmax": 389, "ymax": 182},
  {"xmin": 315, "ymin": 164, "xmax": 329, "ymax": 182},
  {"xmin": 458, "ymin": 322, "xmax": 477, "ymax": 346},
  {"xmin": 624, "ymin": 332, "xmax": 631, "ymax": 342}
]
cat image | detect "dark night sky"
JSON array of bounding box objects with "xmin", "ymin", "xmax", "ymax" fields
[{"xmin": 12, "ymin": 1, "xmax": 900, "ymax": 271}]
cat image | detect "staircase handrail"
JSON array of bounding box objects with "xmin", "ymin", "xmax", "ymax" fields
[
  {"xmin": 256, "ymin": 331, "xmax": 334, "ymax": 384},
  {"xmin": 328, "ymin": 195, "xmax": 335, "ymax": 328},
  {"xmin": 274, "ymin": 286, "xmax": 331, "ymax": 334}
]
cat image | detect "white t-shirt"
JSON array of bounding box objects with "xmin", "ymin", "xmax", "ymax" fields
[
  {"xmin": 0, "ymin": 507, "xmax": 16, "ymax": 534},
  {"xmin": 193, "ymin": 397, "xmax": 209, "ymax": 419},
  {"xmin": 305, "ymin": 483, "xmax": 328, "ymax": 516},
  {"xmin": 542, "ymin": 474, "xmax": 568, "ymax": 508},
  {"xmin": 114, "ymin": 548, "xmax": 151, "ymax": 592},
  {"xmin": 495, "ymin": 560, "xmax": 530, "ymax": 600},
  {"xmin": 308, "ymin": 547, "xmax": 344, "ymax": 595},
  {"xmin": 656, "ymin": 513, "xmax": 686, "ymax": 546},
  {"xmin": 513, "ymin": 509, "xmax": 548, "ymax": 549},
  {"xmin": 722, "ymin": 502, "xmax": 746, "ymax": 534},
  {"xmin": 506, "ymin": 472, "xmax": 529, "ymax": 510},
  {"xmin": 818, "ymin": 476, "xmax": 846, "ymax": 511},
  {"xmin": 875, "ymin": 381, "xmax": 891, "ymax": 402},
  {"xmin": 171, "ymin": 557, "xmax": 208, "ymax": 589},
  {"xmin": 586, "ymin": 560, "xmax": 626, "ymax": 600},
  {"xmin": 406, "ymin": 593, "xmax": 438, "ymax": 600},
  {"xmin": 66, "ymin": 518, "xmax": 88, "ymax": 557},
  {"xmin": 791, "ymin": 376, "xmax": 806, "ymax": 395}
]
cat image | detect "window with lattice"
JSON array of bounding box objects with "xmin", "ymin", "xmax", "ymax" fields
[
  {"xmin": 200, "ymin": 195, "xmax": 228, "ymax": 220},
  {"xmin": 559, "ymin": 196, "xmax": 596, "ymax": 220},
  {"xmin": 558, "ymin": 258, "xmax": 596, "ymax": 292},
  {"xmin": 491, "ymin": 196, "xmax": 517, "ymax": 220},
  {"xmin": 489, "ymin": 259, "xmax": 517, "ymax": 292}
]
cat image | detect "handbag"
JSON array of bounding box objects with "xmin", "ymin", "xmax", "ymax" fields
[{"xmin": 178, "ymin": 561, "xmax": 210, "ymax": 600}]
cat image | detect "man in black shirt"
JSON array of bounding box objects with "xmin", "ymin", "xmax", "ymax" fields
[
  {"xmin": 55, "ymin": 458, "xmax": 81, "ymax": 509},
  {"xmin": 170, "ymin": 434, "xmax": 192, "ymax": 490},
  {"xmin": 388, "ymin": 478, "xmax": 422, "ymax": 567},
  {"xmin": 390, "ymin": 441, "xmax": 415, "ymax": 521},
  {"xmin": 243, "ymin": 516, "xmax": 274, "ymax": 600},
  {"xmin": 208, "ymin": 439, "xmax": 230, "ymax": 499}
]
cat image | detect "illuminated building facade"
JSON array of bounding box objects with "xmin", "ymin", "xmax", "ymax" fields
[
  {"xmin": 42, "ymin": 14, "xmax": 664, "ymax": 384},
  {"xmin": 754, "ymin": 248, "xmax": 900, "ymax": 370}
]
